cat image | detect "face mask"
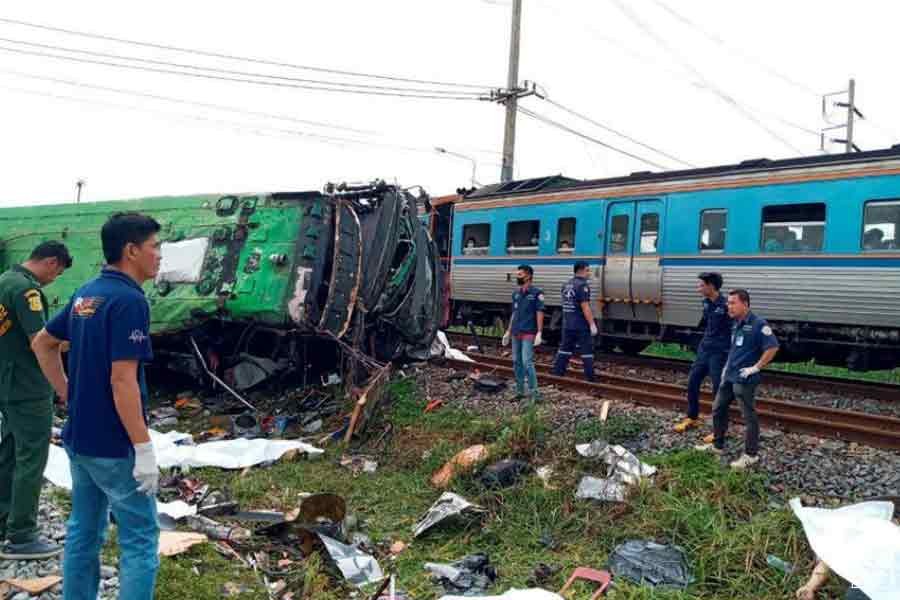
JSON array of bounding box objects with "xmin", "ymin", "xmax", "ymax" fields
[{"xmin": 516, "ymin": 277, "xmax": 526, "ymax": 286}]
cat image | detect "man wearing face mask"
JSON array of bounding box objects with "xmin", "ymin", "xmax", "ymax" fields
[
  {"xmin": 501, "ymin": 265, "xmax": 544, "ymax": 403},
  {"xmin": 552, "ymin": 261, "xmax": 597, "ymax": 381}
]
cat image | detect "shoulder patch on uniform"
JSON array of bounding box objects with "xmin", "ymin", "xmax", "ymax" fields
[
  {"xmin": 537, "ymin": 293, "xmax": 545, "ymax": 302},
  {"xmin": 24, "ymin": 289, "xmax": 43, "ymax": 312},
  {"xmin": 762, "ymin": 325, "xmax": 773, "ymax": 336}
]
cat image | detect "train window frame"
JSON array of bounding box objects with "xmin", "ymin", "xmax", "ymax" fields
[
  {"xmin": 506, "ymin": 220, "xmax": 540, "ymax": 255},
  {"xmin": 638, "ymin": 212, "xmax": 660, "ymax": 254},
  {"xmin": 608, "ymin": 214, "xmax": 630, "ymax": 255},
  {"xmin": 461, "ymin": 223, "xmax": 491, "ymax": 255},
  {"xmin": 862, "ymin": 199, "xmax": 900, "ymax": 252},
  {"xmin": 557, "ymin": 217, "xmax": 576, "ymax": 254},
  {"xmin": 760, "ymin": 202, "xmax": 826, "ymax": 254},
  {"xmin": 699, "ymin": 209, "xmax": 727, "ymax": 253}
]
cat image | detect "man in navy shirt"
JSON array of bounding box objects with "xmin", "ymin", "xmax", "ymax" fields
[
  {"xmin": 501, "ymin": 265, "xmax": 544, "ymax": 403},
  {"xmin": 696, "ymin": 289, "xmax": 779, "ymax": 469},
  {"xmin": 32, "ymin": 213, "xmax": 162, "ymax": 600},
  {"xmin": 674, "ymin": 272, "xmax": 731, "ymax": 433},
  {"xmin": 552, "ymin": 261, "xmax": 597, "ymax": 381}
]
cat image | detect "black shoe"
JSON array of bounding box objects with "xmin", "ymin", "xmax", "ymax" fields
[{"xmin": 0, "ymin": 538, "xmax": 63, "ymax": 560}]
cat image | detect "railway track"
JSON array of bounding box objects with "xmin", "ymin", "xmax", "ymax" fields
[
  {"xmin": 445, "ymin": 332, "xmax": 900, "ymax": 402},
  {"xmin": 440, "ymin": 351, "xmax": 900, "ymax": 451}
]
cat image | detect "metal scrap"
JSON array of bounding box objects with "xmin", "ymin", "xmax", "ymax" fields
[
  {"xmin": 319, "ymin": 534, "xmax": 384, "ymax": 587},
  {"xmin": 425, "ymin": 553, "xmax": 497, "ymax": 596},
  {"xmin": 413, "ymin": 493, "xmax": 486, "ymax": 538}
]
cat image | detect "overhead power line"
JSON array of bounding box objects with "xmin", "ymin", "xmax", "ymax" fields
[
  {"xmin": 516, "ymin": 105, "xmax": 669, "ymax": 170},
  {"xmin": 0, "ymin": 44, "xmax": 484, "ymax": 101},
  {"xmin": 0, "ymin": 16, "xmax": 492, "ymax": 90},
  {"xmin": 541, "ymin": 97, "xmax": 697, "ymax": 168}
]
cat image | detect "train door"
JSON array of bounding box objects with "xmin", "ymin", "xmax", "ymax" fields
[
  {"xmin": 602, "ymin": 202, "xmax": 635, "ymax": 320},
  {"xmin": 602, "ymin": 199, "xmax": 663, "ymax": 321},
  {"xmin": 631, "ymin": 199, "xmax": 663, "ymax": 323}
]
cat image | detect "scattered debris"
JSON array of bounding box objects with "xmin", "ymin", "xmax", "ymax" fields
[
  {"xmin": 2, "ymin": 575, "xmax": 62, "ymax": 594},
  {"xmin": 158, "ymin": 531, "xmax": 208, "ymax": 557},
  {"xmin": 479, "ymin": 459, "xmax": 530, "ymax": 489},
  {"xmin": 559, "ymin": 566, "xmax": 612, "ymax": 599},
  {"xmin": 340, "ymin": 454, "xmax": 379, "ymax": 475},
  {"xmin": 185, "ymin": 515, "xmax": 251, "ymax": 542},
  {"xmin": 413, "ymin": 493, "xmax": 486, "ymax": 538},
  {"xmin": 575, "ymin": 476, "xmax": 627, "ymax": 503},
  {"xmin": 433, "ymin": 331, "xmax": 475, "ymax": 363},
  {"xmin": 431, "ymin": 445, "xmax": 490, "ymax": 488},
  {"xmin": 765, "ymin": 554, "xmax": 794, "ymax": 574},
  {"xmin": 599, "ymin": 400, "xmax": 611, "ymax": 422},
  {"xmin": 607, "ymin": 540, "xmax": 693, "ymax": 590},
  {"xmin": 390, "ymin": 540, "xmax": 408, "ymax": 555},
  {"xmin": 526, "ymin": 563, "xmax": 560, "ymax": 588},
  {"xmin": 473, "ymin": 376, "xmax": 506, "ymax": 394},
  {"xmin": 319, "ymin": 534, "xmax": 384, "ymax": 587},
  {"xmin": 438, "ymin": 591, "xmax": 562, "ymax": 600},
  {"xmin": 425, "ymin": 553, "xmax": 497, "ymax": 596},
  {"xmin": 575, "ymin": 440, "xmax": 657, "ymax": 502},
  {"xmin": 222, "ymin": 581, "xmax": 253, "ymax": 596},
  {"xmin": 535, "ymin": 466, "xmax": 556, "ymax": 490}
]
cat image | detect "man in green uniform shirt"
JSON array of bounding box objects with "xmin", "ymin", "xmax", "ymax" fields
[{"xmin": 0, "ymin": 241, "xmax": 72, "ymax": 559}]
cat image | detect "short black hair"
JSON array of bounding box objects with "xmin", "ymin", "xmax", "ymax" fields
[
  {"xmin": 574, "ymin": 261, "xmax": 590, "ymax": 274},
  {"xmin": 698, "ymin": 272, "xmax": 723, "ymax": 290},
  {"xmin": 728, "ymin": 288, "xmax": 750, "ymax": 305},
  {"xmin": 101, "ymin": 212, "xmax": 161, "ymax": 265},
  {"xmin": 30, "ymin": 241, "xmax": 72, "ymax": 269},
  {"xmin": 517, "ymin": 264, "xmax": 533, "ymax": 278}
]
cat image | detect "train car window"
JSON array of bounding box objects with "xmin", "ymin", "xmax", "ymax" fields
[
  {"xmin": 507, "ymin": 220, "xmax": 539, "ymax": 255},
  {"xmin": 699, "ymin": 209, "xmax": 727, "ymax": 252},
  {"xmin": 461, "ymin": 223, "xmax": 490, "ymax": 255},
  {"xmin": 761, "ymin": 203, "xmax": 825, "ymax": 253},
  {"xmin": 863, "ymin": 200, "xmax": 900, "ymax": 251},
  {"xmin": 609, "ymin": 215, "xmax": 629, "ymax": 254},
  {"xmin": 557, "ymin": 218, "xmax": 576, "ymax": 253},
  {"xmin": 639, "ymin": 213, "xmax": 660, "ymax": 254}
]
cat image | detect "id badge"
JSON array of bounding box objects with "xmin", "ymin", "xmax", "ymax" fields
[{"xmin": 736, "ymin": 335, "xmax": 744, "ymax": 347}]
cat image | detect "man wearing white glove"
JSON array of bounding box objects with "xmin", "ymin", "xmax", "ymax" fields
[
  {"xmin": 504, "ymin": 265, "xmax": 544, "ymax": 403},
  {"xmin": 695, "ymin": 289, "xmax": 778, "ymax": 470},
  {"xmin": 553, "ymin": 261, "xmax": 597, "ymax": 381},
  {"xmin": 32, "ymin": 212, "xmax": 162, "ymax": 600}
]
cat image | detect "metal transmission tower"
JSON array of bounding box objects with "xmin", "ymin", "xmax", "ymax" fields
[{"xmin": 821, "ymin": 78, "xmax": 865, "ymax": 153}]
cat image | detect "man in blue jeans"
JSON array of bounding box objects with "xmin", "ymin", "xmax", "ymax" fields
[
  {"xmin": 32, "ymin": 212, "xmax": 162, "ymax": 600},
  {"xmin": 502, "ymin": 265, "xmax": 544, "ymax": 403}
]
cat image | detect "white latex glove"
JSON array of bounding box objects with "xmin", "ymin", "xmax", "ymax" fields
[
  {"xmin": 589, "ymin": 323, "xmax": 598, "ymax": 336},
  {"xmin": 739, "ymin": 365, "xmax": 760, "ymax": 379},
  {"xmin": 501, "ymin": 331, "xmax": 511, "ymax": 347},
  {"xmin": 534, "ymin": 331, "xmax": 543, "ymax": 347},
  {"xmin": 133, "ymin": 441, "xmax": 159, "ymax": 496}
]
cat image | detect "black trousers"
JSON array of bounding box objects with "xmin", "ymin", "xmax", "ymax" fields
[{"xmin": 712, "ymin": 380, "xmax": 760, "ymax": 456}]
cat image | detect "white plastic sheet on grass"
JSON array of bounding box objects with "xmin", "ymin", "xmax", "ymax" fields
[
  {"xmin": 438, "ymin": 589, "xmax": 563, "ymax": 600},
  {"xmin": 433, "ymin": 331, "xmax": 475, "ymax": 363},
  {"xmin": 790, "ymin": 497, "xmax": 900, "ymax": 600}
]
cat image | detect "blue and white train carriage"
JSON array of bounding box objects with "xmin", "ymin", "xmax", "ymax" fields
[{"xmin": 439, "ymin": 146, "xmax": 900, "ymax": 371}]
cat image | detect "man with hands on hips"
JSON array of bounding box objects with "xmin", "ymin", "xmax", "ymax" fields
[{"xmin": 32, "ymin": 212, "xmax": 162, "ymax": 600}]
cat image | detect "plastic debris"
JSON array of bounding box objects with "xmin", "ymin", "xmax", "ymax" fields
[
  {"xmin": 438, "ymin": 591, "xmax": 562, "ymax": 600},
  {"xmin": 431, "ymin": 445, "xmax": 490, "ymax": 488},
  {"xmin": 425, "ymin": 553, "xmax": 497, "ymax": 596},
  {"xmin": 575, "ymin": 440, "xmax": 657, "ymax": 503},
  {"xmin": 607, "ymin": 539, "xmax": 693, "ymax": 589},
  {"xmin": 479, "ymin": 459, "xmax": 530, "ymax": 489},
  {"xmin": 340, "ymin": 454, "xmax": 379, "ymax": 475},
  {"xmin": 318, "ymin": 533, "xmax": 384, "ymax": 587},
  {"xmin": 790, "ymin": 497, "xmax": 900, "ymax": 600},
  {"xmin": 433, "ymin": 331, "xmax": 475, "ymax": 363},
  {"xmin": 575, "ymin": 476, "xmax": 627, "ymax": 503},
  {"xmin": 535, "ymin": 466, "xmax": 556, "ymax": 490},
  {"xmin": 158, "ymin": 531, "xmax": 208, "ymax": 557},
  {"xmin": 413, "ymin": 492, "xmax": 486, "ymax": 538},
  {"xmin": 766, "ymin": 554, "xmax": 794, "ymax": 574}
]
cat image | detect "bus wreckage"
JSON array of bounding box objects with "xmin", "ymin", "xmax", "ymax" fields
[{"xmin": 0, "ymin": 181, "xmax": 443, "ymax": 395}]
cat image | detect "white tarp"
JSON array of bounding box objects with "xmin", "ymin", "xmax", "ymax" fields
[
  {"xmin": 790, "ymin": 497, "xmax": 900, "ymax": 600},
  {"xmin": 44, "ymin": 430, "xmax": 323, "ymax": 518},
  {"xmin": 156, "ymin": 237, "xmax": 209, "ymax": 284},
  {"xmin": 433, "ymin": 331, "xmax": 475, "ymax": 363},
  {"xmin": 438, "ymin": 589, "xmax": 563, "ymax": 600}
]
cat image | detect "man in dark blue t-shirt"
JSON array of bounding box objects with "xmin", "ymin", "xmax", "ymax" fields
[
  {"xmin": 32, "ymin": 212, "xmax": 162, "ymax": 600},
  {"xmin": 501, "ymin": 265, "xmax": 544, "ymax": 403},
  {"xmin": 552, "ymin": 261, "xmax": 597, "ymax": 381}
]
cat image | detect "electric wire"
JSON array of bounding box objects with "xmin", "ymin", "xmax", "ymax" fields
[
  {"xmin": 516, "ymin": 105, "xmax": 670, "ymax": 170},
  {"xmin": 0, "ymin": 16, "xmax": 493, "ymax": 90},
  {"xmin": 541, "ymin": 97, "xmax": 696, "ymax": 168},
  {"xmin": 0, "ymin": 36, "xmax": 485, "ymax": 96},
  {"xmin": 0, "ymin": 44, "xmax": 484, "ymax": 101}
]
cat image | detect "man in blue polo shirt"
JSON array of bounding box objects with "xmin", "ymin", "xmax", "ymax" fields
[
  {"xmin": 696, "ymin": 288, "xmax": 779, "ymax": 470},
  {"xmin": 501, "ymin": 264, "xmax": 544, "ymax": 403},
  {"xmin": 32, "ymin": 212, "xmax": 162, "ymax": 600}
]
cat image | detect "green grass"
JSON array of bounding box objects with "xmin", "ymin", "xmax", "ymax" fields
[
  {"xmin": 644, "ymin": 342, "xmax": 900, "ymax": 384},
  {"xmin": 58, "ymin": 376, "xmax": 840, "ymax": 598}
]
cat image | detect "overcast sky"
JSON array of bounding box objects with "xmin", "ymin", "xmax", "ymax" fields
[{"xmin": 1, "ymin": 0, "xmax": 897, "ymax": 207}]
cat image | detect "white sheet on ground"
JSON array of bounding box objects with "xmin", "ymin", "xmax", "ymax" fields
[
  {"xmin": 435, "ymin": 331, "xmax": 474, "ymax": 363},
  {"xmin": 43, "ymin": 430, "xmax": 322, "ymax": 518},
  {"xmin": 790, "ymin": 497, "xmax": 900, "ymax": 600},
  {"xmin": 438, "ymin": 589, "xmax": 563, "ymax": 600}
]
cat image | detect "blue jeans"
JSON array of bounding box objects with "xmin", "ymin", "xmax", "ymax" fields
[
  {"xmin": 511, "ymin": 336, "xmax": 538, "ymax": 395},
  {"xmin": 686, "ymin": 347, "xmax": 728, "ymax": 419},
  {"xmin": 64, "ymin": 447, "xmax": 159, "ymax": 600}
]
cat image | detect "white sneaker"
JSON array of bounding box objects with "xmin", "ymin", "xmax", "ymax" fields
[
  {"xmin": 693, "ymin": 443, "xmax": 723, "ymax": 455},
  {"xmin": 730, "ymin": 454, "xmax": 759, "ymax": 470}
]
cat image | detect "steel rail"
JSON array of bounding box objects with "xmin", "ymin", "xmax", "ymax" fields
[{"xmin": 443, "ymin": 352, "xmax": 900, "ymax": 450}]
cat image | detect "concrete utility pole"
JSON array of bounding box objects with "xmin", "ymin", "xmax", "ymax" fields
[
  {"xmin": 500, "ymin": 0, "xmax": 523, "ymax": 183},
  {"xmin": 75, "ymin": 179, "xmax": 85, "ymax": 203},
  {"xmin": 821, "ymin": 78, "xmax": 864, "ymax": 153},
  {"xmin": 844, "ymin": 78, "xmax": 856, "ymax": 154}
]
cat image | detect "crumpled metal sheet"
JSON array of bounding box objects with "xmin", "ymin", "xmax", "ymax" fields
[
  {"xmin": 358, "ymin": 189, "xmax": 403, "ymax": 311},
  {"xmin": 607, "ymin": 539, "xmax": 694, "ymax": 589},
  {"xmin": 576, "ymin": 440, "xmax": 657, "ymax": 484},
  {"xmin": 575, "ymin": 476, "xmax": 627, "ymax": 502},
  {"xmin": 425, "ymin": 553, "xmax": 497, "ymax": 596},
  {"xmin": 413, "ymin": 492, "xmax": 485, "ymax": 538},
  {"xmin": 318, "ymin": 533, "xmax": 384, "ymax": 587}
]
